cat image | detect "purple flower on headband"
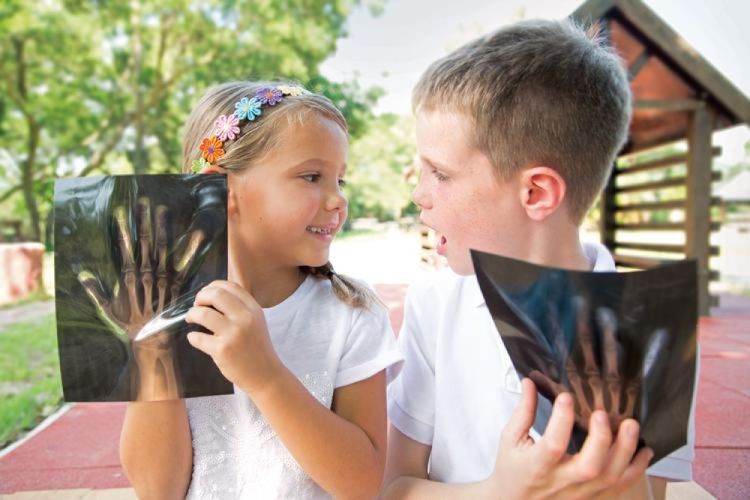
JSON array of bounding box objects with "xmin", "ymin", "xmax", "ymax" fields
[
  {"xmin": 256, "ymin": 87, "xmax": 284, "ymax": 106},
  {"xmin": 234, "ymin": 97, "xmax": 262, "ymax": 121},
  {"xmin": 214, "ymin": 114, "xmax": 241, "ymax": 141}
]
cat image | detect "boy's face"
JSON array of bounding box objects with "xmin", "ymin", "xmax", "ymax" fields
[{"xmin": 412, "ymin": 109, "xmax": 526, "ymax": 275}]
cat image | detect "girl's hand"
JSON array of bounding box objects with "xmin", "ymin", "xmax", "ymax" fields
[{"xmin": 185, "ymin": 280, "xmax": 284, "ymax": 395}]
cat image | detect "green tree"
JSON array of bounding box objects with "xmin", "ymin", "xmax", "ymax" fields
[
  {"xmin": 346, "ymin": 113, "xmax": 415, "ymax": 221},
  {"xmin": 0, "ymin": 0, "xmax": 383, "ymax": 243}
]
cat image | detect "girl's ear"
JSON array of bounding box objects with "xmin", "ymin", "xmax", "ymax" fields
[
  {"xmin": 519, "ymin": 166, "xmax": 567, "ymax": 222},
  {"xmin": 199, "ymin": 165, "xmax": 237, "ymax": 216}
]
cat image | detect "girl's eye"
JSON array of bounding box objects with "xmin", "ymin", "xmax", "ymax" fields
[
  {"xmin": 338, "ymin": 178, "xmax": 347, "ymax": 187},
  {"xmin": 301, "ymin": 173, "xmax": 321, "ymax": 183}
]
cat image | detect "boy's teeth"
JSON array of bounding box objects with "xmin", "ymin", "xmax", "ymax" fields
[{"xmin": 308, "ymin": 226, "xmax": 331, "ymax": 234}]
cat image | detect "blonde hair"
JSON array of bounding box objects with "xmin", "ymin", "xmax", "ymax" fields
[
  {"xmin": 183, "ymin": 81, "xmax": 381, "ymax": 309},
  {"xmin": 413, "ymin": 20, "xmax": 631, "ymax": 223}
]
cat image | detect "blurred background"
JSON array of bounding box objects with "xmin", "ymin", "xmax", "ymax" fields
[{"xmin": 0, "ymin": 0, "xmax": 748, "ymax": 497}]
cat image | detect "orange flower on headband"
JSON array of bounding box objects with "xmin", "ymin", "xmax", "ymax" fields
[
  {"xmin": 192, "ymin": 85, "xmax": 310, "ymax": 173},
  {"xmin": 199, "ymin": 136, "xmax": 225, "ymax": 164}
]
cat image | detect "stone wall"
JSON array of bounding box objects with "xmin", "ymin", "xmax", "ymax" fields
[{"xmin": 0, "ymin": 243, "xmax": 45, "ymax": 305}]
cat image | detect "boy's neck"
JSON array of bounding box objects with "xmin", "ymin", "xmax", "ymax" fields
[{"xmin": 518, "ymin": 221, "xmax": 592, "ymax": 272}]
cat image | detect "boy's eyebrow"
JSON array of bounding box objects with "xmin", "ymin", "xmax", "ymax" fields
[{"xmin": 419, "ymin": 155, "xmax": 451, "ymax": 172}]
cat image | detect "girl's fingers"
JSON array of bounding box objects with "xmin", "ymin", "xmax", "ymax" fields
[
  {"xmin": 194, "ymin": 284, "xmax": 253, "ymax": 319},
  {"xmin": 187, "ymin": 331, "xmax": 220, "ymax": 357},
  {"xmin": 185, "ymin": 305, "xmax": 226, "ymax": 333},
  {"xmin": 200, "ymin": 280, "xmax": 258, "ymax": 312}
]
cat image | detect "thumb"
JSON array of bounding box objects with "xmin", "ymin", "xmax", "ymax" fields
[
  {"xmin": 502, "ymin": 377, "xmax": 538, "ymax": 446},
  {"xmin": 187, "ymin": 331, "xmax": 218, "ymax": 357}
]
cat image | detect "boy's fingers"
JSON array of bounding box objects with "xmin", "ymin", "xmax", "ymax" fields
[
  {"xmin": 501, "ymin": 378, "xmax": 538, "ymax": 446},
  {"xmin": 564, "ymin": 418, "xmax": 640, "ymax": 498},
  {"xmin": 187, "ymin": 331, "xmax": 218, "ymax": 356},
  {"xmin": 537, "ymin": 391, "xmax": 575, "ymax": 467},
  {"xmin": 601, "ymin": 419, "xmax": 641, "ymax": 480},
  {"xmin": 560, "ymin": 410, "xmax": 612, "ymax": 483},
  {"xmin": 617, "ymin": 446, "xmax": 653, "ymax": 488}
]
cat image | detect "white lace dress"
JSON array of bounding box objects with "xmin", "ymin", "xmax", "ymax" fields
[{"xmin": 184, "ymin": 276, "xmax": 403, "ymax": 499}]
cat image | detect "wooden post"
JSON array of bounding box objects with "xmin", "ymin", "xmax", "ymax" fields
[
  {"xmin": 685, "ymin": 105, "xmax": 713, "ymax": 315},
  {"xmin": 599, "ymin": 163, "xmax": 618, "ymax": 255}
]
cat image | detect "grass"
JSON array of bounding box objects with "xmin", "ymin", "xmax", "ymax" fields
[{"xmin": 0, "ymin": 313, "xmax": 62, "ymax": 449}]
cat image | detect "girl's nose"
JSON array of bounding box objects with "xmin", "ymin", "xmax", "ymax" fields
[{"xmin": 326, "ymin": 186, "xmax": 347, "ymax": 212}]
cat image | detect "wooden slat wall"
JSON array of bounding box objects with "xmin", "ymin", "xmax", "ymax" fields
[{"xmin": 600, "ymin": 107, "xmax": 721, "ymax": 315}]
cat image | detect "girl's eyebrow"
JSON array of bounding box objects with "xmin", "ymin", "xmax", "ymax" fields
[{"xmin": 289, "ymin": 158, "xmax": 348, "ymax": 176}]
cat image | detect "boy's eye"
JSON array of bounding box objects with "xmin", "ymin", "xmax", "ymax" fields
[
  {"xmin": 432, "ymin": 168, "xmax": 449, "ymax": 182},
  {"xmin": 301, "ymin": 173, "xmax": 321, "ymax": 183},
  {"xmin": 338, "ymin": 178, "xmax": 347, "ymax": 187}
]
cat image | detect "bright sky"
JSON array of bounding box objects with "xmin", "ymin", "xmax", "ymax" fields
[{"xmin": 321, "ymin": 0, "xmax": 750, "ymax": 165}]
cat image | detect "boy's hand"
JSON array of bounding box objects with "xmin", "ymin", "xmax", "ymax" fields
[
  {"xmin": 185, "ymin": 280, "xmax": 284, "ymax": 396},
  {"xmin": 529, "ymin": 298, "xmax": 639, "ymax": 434},
  {"xmin": 484, "ymin": 378, "xmax": 653, "ymax": 500}
]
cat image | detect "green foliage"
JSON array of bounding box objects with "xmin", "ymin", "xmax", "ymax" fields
[
  {"xmin": 0, "ymin": 0, "xmax": 382, "ymax": 242},
  {"xmin": 345, "ymin": 113, "xmax": 416, "ymax": 221}
]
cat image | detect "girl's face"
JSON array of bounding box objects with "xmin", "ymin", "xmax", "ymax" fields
[{"xmin": 227, "ymin": 113, "xmax": 348, "ymax": 270}]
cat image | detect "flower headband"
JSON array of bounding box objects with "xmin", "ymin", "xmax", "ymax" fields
[{"xmin": 192, "ymin": 85, "xmax": 309, "ymax": 172}]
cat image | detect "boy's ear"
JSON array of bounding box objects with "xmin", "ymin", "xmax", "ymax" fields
[{"xmin": 519, "ymin": 166, "xmax": 566, "ymax": 222}]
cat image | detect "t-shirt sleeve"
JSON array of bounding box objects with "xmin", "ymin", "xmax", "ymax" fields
[
  {"xmin": 647, "ymin": 348, "xmax": 700, "ymax": 481},
  {"xmin": 387, "ymin": 283, "xmax": 436, "ymax": 446},
  {"xmin": 335, "ymin": 301, "xmax": 403, "ymax": 389}
]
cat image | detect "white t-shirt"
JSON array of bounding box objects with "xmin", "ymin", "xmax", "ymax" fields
[
  {"xmin": 186, "ymin": 275, "xmax": 403, "ymax": 499},
  {"xmin": 387, "ymin": 242, "xmax": 696, "ymax": 483}
]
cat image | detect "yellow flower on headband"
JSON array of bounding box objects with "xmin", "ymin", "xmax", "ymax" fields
[{"xmin": 277, "ymin": 85, "xmax": 305, "ymax": 97}]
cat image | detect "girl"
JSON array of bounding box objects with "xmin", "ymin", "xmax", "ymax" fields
[{"xmin": 119, "ymin": 81, "xmax": 403, "ymax": 499}]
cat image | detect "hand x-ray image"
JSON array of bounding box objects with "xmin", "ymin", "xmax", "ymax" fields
[
  {"xmin": 471, "ymin": 249, "xmax": 698, "ymax": 463},
  {"xmin": 54, "ymin": 174, "xmax": 233, "ymax": 402}
]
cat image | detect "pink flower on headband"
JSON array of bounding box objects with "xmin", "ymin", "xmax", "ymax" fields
[
  {"xmin": 256, "ymin": 87, "xmax": 283, "ymax": 106},
  {"xmin": 214, "ymin": 114, "xmax": 240, "ymax": 142}
]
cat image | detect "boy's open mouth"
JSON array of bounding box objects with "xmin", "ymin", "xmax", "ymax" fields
[{"xmin": 436, "ymin": 234, "xmax": 447, "ymax": 255}]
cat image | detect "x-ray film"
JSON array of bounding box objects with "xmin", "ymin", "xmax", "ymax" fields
[
  {"xmin": 54, "ymin": 174, "xmax": 232, "ymax": 402},
  {"xmin": 471, "ymin": 249, "xmax": 697, "ymax": 463}
]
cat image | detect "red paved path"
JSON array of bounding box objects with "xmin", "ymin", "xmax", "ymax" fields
[{"xmin": 1, "ymin": 286, "xmax": 747, "ymax": 499}]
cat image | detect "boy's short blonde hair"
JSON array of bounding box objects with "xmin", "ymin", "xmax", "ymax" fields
[{"xmin": 413, "ymin": 19, "xmax": 631, "ymax": 223}]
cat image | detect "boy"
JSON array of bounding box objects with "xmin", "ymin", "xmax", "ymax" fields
[{"xmin": 384, "ymin": 19, "xmax": 695, "ymax": 499}]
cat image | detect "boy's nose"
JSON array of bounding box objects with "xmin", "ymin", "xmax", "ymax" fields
[{"xmin": 411, "ymin": 179, "xmax": 431, "ymax": 210}]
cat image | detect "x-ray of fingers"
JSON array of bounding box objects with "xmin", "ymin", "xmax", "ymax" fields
[
  {"xmin": 54, "ymin": 175, "xmax": 232, "ymax": 402},
  {"xmin": 471, "ymin": 249, "xmax": 697, "ymax": 463}
]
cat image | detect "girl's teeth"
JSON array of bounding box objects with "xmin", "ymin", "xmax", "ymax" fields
[{"xmin": 308, "ymin": 226, "xmax": 330, "ymax": 234}]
